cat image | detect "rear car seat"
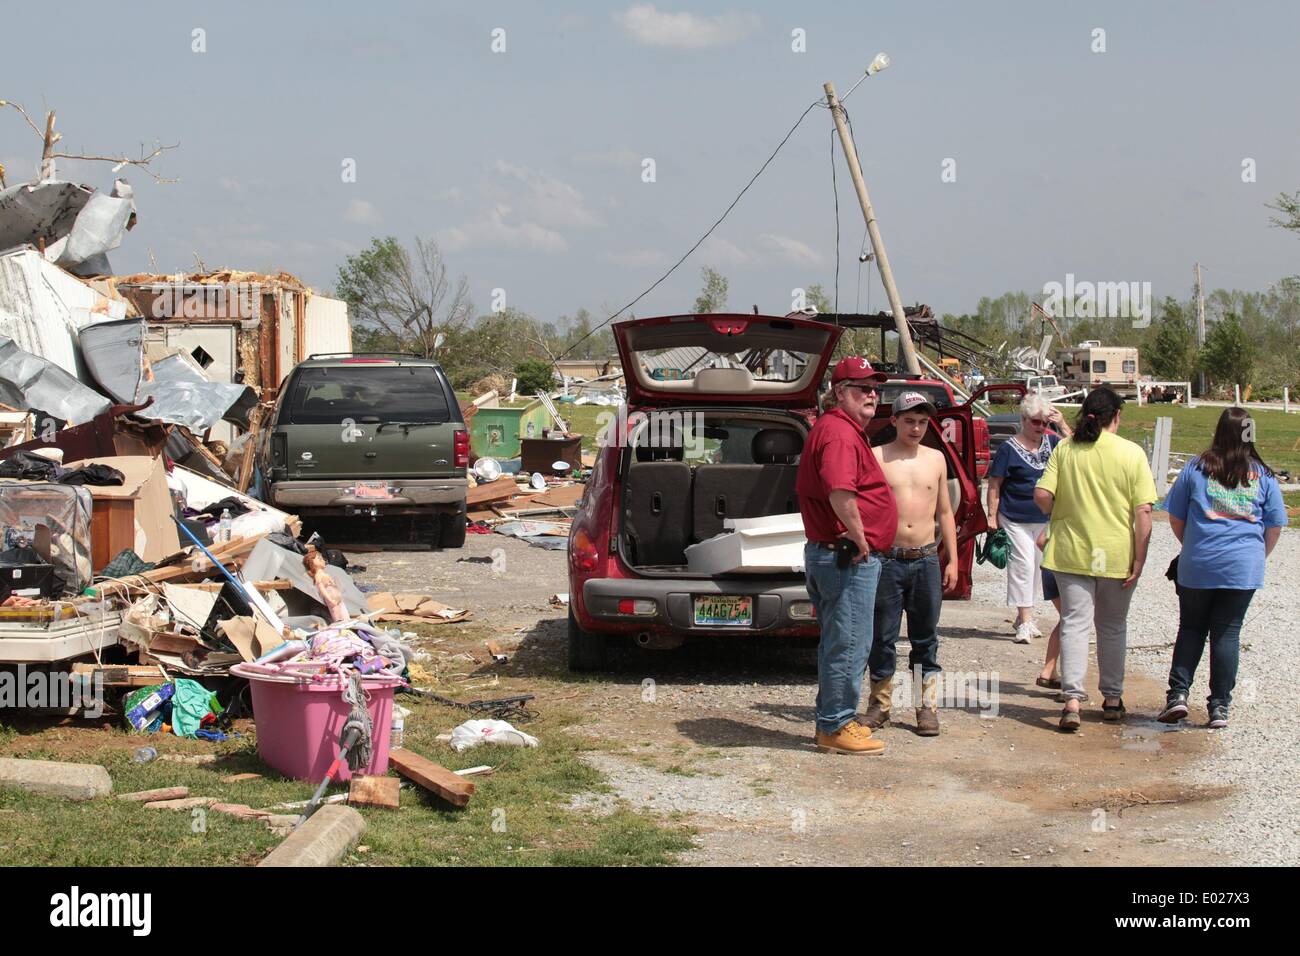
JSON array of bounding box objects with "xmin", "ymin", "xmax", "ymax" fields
[
  {"xmin": 624, "ymin": 434, "xmax": 692, "ymax": 566},
  {"xmin": 691, "ymin": 428, "xmax": 803, "ymax": 542}
]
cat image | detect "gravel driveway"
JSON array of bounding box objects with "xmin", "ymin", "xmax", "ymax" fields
[
  {"xmin": 342, "ymin": 517, "xmax": 1296, "ymax": 866},
  {"xmin": 971, "ymin": 518, "xmax": 1299, "ymax": 865}
]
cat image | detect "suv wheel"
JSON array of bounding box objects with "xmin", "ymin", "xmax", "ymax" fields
[
  {"xmin": 567, "ymin": 609, "xmax": 606, "ymax": 671},
  {"xmin": 439, "ymin": 503, "xmax": 467, "ymax": 549}
]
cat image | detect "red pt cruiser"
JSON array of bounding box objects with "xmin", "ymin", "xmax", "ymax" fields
[{"xmin": 566, "ymin": 313, "xmax": 1007, "ymax": 670}]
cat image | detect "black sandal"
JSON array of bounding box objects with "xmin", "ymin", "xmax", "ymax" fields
[
  {"xmin": 1102, "ymin": 698, "xmax": 1126, "ymax": 722},
  {"xmin": 1058, "ymin": 708, "xmax": 1081, "ymax": 732},
  {"xmin": 1036, "ymin": 676, "xmax": 1061, "ymax": 689}
]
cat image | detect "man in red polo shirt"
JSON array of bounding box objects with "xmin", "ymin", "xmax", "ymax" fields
[{"xmin": 797, "ymin": 356, "xmax": 898, "ymax": 755}]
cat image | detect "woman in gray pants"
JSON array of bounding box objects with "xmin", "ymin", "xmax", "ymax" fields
[{"xmin": 1033, "ymin": 388, "xmax": 1158, "ymax": 732}]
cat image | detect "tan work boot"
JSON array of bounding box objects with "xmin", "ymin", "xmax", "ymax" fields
[
  {"xmin": 862, "ymin": 677, "xmax": 893, "ymax": 729},
  {"xmin": 815, "ymin": 720, "xmax": 886, "ymax": 756},
  {"xmin": 916, "ymin": 673, "xmax": 940, "ymax": 737}
]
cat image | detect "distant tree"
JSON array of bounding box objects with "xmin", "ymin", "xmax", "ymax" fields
[
  {"xmin": 692, "ymin": 266, "xmax": 729, "ymax": 313},
  {"xmin": 1267, "ymin": 190, "xmax": 1300, "ymax": 235},
  {"xmin": 1198, "ymin": 312, "xmax": 1255, "ymax": 389},
  {"xmin": 334, "ymin": 236, "xmax": 473, "ymax": 358},
  {"xmin": 1145, "ymin": 298, "xmax": 1197, "ymax": 381},
  {"xmin": 805, "ymin": 283, "xmax": 832, "ymax": 314},
  {"xmin": 515, "ymin": 358, "xmax": 556, "ymax": 396}
]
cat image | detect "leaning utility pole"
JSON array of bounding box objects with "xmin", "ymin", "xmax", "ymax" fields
[
  {"xmin": 1194, "ymin": 262, "xmax": 1206, "ymax": 396},
  {"xmin": 824, "ymin": 81, "xmax": 921, "ymax": 375}
]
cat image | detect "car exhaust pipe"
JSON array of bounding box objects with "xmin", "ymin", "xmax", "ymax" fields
[{"xmin": 634, "ymin": 631, "xmax": 684, "ymax": 650}]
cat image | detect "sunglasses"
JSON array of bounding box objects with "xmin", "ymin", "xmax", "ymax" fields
[
  {"xmin": 843, "ymin": 383, "xmax": 879, "ymax": 395},
  {"xmin": 1027, "ymin": 418, "xmax": 1049, "ymax": 426}
]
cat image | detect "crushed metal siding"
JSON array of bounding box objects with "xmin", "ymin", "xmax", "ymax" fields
[{"xmin": 0, "ymin": 248, "xmax": 127, "ymax": 377}]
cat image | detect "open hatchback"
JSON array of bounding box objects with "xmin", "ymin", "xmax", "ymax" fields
[{"xmin": 565, "ymin": 313, "xmax": 990, "ymax": 671}]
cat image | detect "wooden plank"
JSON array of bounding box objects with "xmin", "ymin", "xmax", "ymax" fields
[
  {"xmin": 466, "ymin": 476, "xmax": 525, "ymax": 507},
  {"xmin": 387, "ymin": 748, "xmax": 476, "ymax": 807},
  {"xmin": 348, "ymin": 775, "xmax": 400, "ymax": 809},
  {"xmin": 173, "ymin": 580, "xmax": 294, "ymax": 592},
  {"xmin": 118, "ymin": 786, "xmax": 190, "ymax": 802},
  {"xmin": 71, "ymin": 663, "xmax": 167, "ymax": 687},
  {"xmin": 529, "ymin": 483, "xmax": 585, "ymax": 509}
]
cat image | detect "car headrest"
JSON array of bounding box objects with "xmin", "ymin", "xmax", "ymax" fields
[
  {"xmin": 635, "ymin": 421, "xmax": 685, "ymax": 461},
  {"xmin": 752, "ymin": 428, "xmax": 803, "ymax": 464}
]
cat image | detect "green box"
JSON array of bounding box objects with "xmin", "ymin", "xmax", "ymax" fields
[{"xmin": 469, "ymin": 399, "xmax": 553, "ymax": 460}]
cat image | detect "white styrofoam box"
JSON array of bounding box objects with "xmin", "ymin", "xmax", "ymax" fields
[{"xmin": 684, "ymin": 512, "xmax": 808, "ymax": 575}]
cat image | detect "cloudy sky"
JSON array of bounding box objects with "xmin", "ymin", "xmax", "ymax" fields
[{"xmin": 4, "ymin": 1, "xmax": 1298, "ymax": 326}]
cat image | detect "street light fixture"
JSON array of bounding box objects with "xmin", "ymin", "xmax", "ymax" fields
[{"xmin": 842, "ymin": 52, "xmax": 891, "ymax": 100}]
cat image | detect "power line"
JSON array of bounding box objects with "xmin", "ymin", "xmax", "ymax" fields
[{"xmin": 553, "ymin": 97, "xmax": 826, "ymax": 365}]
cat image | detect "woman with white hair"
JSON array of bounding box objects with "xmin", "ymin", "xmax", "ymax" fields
[{"xmin": 986, "ymin": 392, "xmax": 1070, "ymax": 643}]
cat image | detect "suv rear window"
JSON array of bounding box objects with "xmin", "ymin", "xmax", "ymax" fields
[{"xmin": 287, "ymin": 365, "xmax": 451, "ymax": 424}]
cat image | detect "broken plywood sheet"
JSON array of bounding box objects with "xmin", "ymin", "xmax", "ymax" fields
[
  {"xmin": 366, "ymin": 591, "xmax": 471, "ymax": 625},
  {"xmin": 219, "ymin": 616, "xmax": 286, "ymax": 663}
]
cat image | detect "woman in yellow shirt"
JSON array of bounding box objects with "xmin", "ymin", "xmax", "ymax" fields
[{"xmin": 1034, "ymin": 388, "xmax": 1157, "ymax": 732}]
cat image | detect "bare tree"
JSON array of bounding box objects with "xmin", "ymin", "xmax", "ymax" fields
[
  {"xmin": 335, "ymin": 236, "xmax": 474, "ymax": 358},
  {"xmin": 0, "ymin": 100, "xmax": 177, "ymax": 186}
]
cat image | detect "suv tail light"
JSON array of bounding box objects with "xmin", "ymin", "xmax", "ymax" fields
[
  {"xmin": 571, "ymin": 527, "xmax": 599, "ymax": 573},
  {"xmin": 271, "ymin": 433, "xmax": 287, "ymax": 468},
  {"xmin": 453, "ymin": 429, "xmax": 469, "ymax": 469}
]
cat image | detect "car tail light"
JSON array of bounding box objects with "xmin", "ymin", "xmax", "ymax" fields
[
  {"xmin": 617, "ymin": 598, "xmax": 656, "ymax": 616},
  {"xmin": 789, "ymin": 601, "xmax": 817, "ymax": 620},
  {"xmin": 453, "ymin": 429, "xmax": 469, "ymax": 469},
  {"xmin": 271, "ymin": 433, "xmax": 287, "ymax": 468},
  {"xmin": 571, "ymin": 527, "xmax": 600, "ymax": 572}
]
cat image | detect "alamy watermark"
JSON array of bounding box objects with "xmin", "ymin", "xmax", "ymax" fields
[
  {"xmin": 0, "ymin": 665, "xmax": 103, "ymax": 718},
  {"xmin": 1041, "ymin": 273, "xmax": 1152, "ymax": 327}
]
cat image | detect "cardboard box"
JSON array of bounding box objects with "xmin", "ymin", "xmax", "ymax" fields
[
  {"xmin": 684, "ymin": 513, "xmax": 807, "ymax": 575},
  {"xmin": 64, "ymin": 456, "xmax": 182, "ymax": 569}
]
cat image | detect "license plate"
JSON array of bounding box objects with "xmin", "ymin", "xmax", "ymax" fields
[
  {"xmin": 354, "ymin": 482, "xmax": 392, "ymax": 500},
  {"xmin": 694, "ymin": 595, "xmax": 752, "ymax": 627}
]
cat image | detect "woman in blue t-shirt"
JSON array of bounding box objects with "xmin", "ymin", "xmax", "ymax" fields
[
  {"xmin": 985, "ymin": 393, "xmax": 1068, "ymax": 643},
  {"xmin": 1158, "ymin": 407, "xmax": 1287, "ymax": 729}
]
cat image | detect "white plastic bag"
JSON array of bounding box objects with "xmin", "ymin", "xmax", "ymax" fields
[{"xmin": 449, "ymin": 719, "xmax": 538, "ymax": 752}]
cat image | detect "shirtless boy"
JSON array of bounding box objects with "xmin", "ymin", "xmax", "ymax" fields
[{"xmin": 863, "ymin": 391, "xmax": 958, "ymax": 736}]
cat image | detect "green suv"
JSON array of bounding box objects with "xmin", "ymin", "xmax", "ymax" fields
[{"xmin": 259, "ymin": 354, "xmax": 469, "ymax": 547}]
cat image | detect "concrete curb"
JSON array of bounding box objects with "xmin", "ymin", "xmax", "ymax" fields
[
  {"xmin": 258, "ymin": 804, "xmax": 366, "ymax": 867},
  {"xmin": 0, "ymin": 757, "xmax": 112, "ymax": 801}
]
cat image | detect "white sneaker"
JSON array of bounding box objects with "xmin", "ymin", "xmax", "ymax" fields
[
  {"xmin": 1013, "ymin": 623, "xmax": 1034, "ymax": 644},
  {"xmin": 1027, "ymin": 621, "xmax": 1044, "ymax": 639}
]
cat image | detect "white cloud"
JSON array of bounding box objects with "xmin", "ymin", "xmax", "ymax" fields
[
  {"xmin": 615, "ymin": 5, "xmax": 759, "ymax": 50},
  {"xmin": 697, "ymin": 236, "xmax": 751, "ymax": 267},
  {"xmin": 342, "ymin": 199, "xmax": 382, "ymax": 225},
  {"xmin": 437, "ymin": 204, "xmax": 568, "ymax": 254},
  {"xmin": 603, "ymin": 248, "xmax": 670, "ymax": 268},
  {"xmin": 492, "ymin": 160, "xmax": 600, "ymax": 229},
  {"xmin": 757, "ymin": 233, "xmax": 822, "ymax": 265},
  {"xmin": 573, "ymin": 148, "xmax": 642, "ymax": 169}
]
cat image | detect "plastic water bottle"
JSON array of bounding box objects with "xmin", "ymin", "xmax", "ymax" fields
[
  {"xmin": 219, "ymin": 509, "xmax": 233, "ymax": 543},
  {"xmin": 391, "ymin": 711, "xmax": 405, "ymax": 749},
  {"xmin": 134, "ymin": 747, "xmax": 157, "ymax": 763}
]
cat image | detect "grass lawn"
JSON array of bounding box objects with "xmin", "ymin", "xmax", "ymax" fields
[
  {"xmin": 0, "ymin": 624, "xmax": 693, "ymax": 866},
  {"xmin": 1114, "ymin": 404, "xmax": 1300, "ymax": 477}
]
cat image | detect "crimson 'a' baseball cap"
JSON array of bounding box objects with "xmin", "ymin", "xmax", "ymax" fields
[{"xmin": 830, "ymin": 356, "xmax": 888, "ymax": 384}]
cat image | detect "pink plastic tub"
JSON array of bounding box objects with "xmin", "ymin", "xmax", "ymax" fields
[{"xmin": 231, "ymin": 663, "xmax": 402, "ymax": 782}]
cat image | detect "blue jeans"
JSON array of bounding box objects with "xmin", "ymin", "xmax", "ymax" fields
[
  {"xmin": 1168, "ymin": 585, "xmax": 1254, "ymax": 708},
  {"xmin": 805, "ymin": 543, "xmax": 881, "ymax": 734},
  {"xmin": 869, "ymin": 553, "xmax": 943, "ymax": 682}
]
